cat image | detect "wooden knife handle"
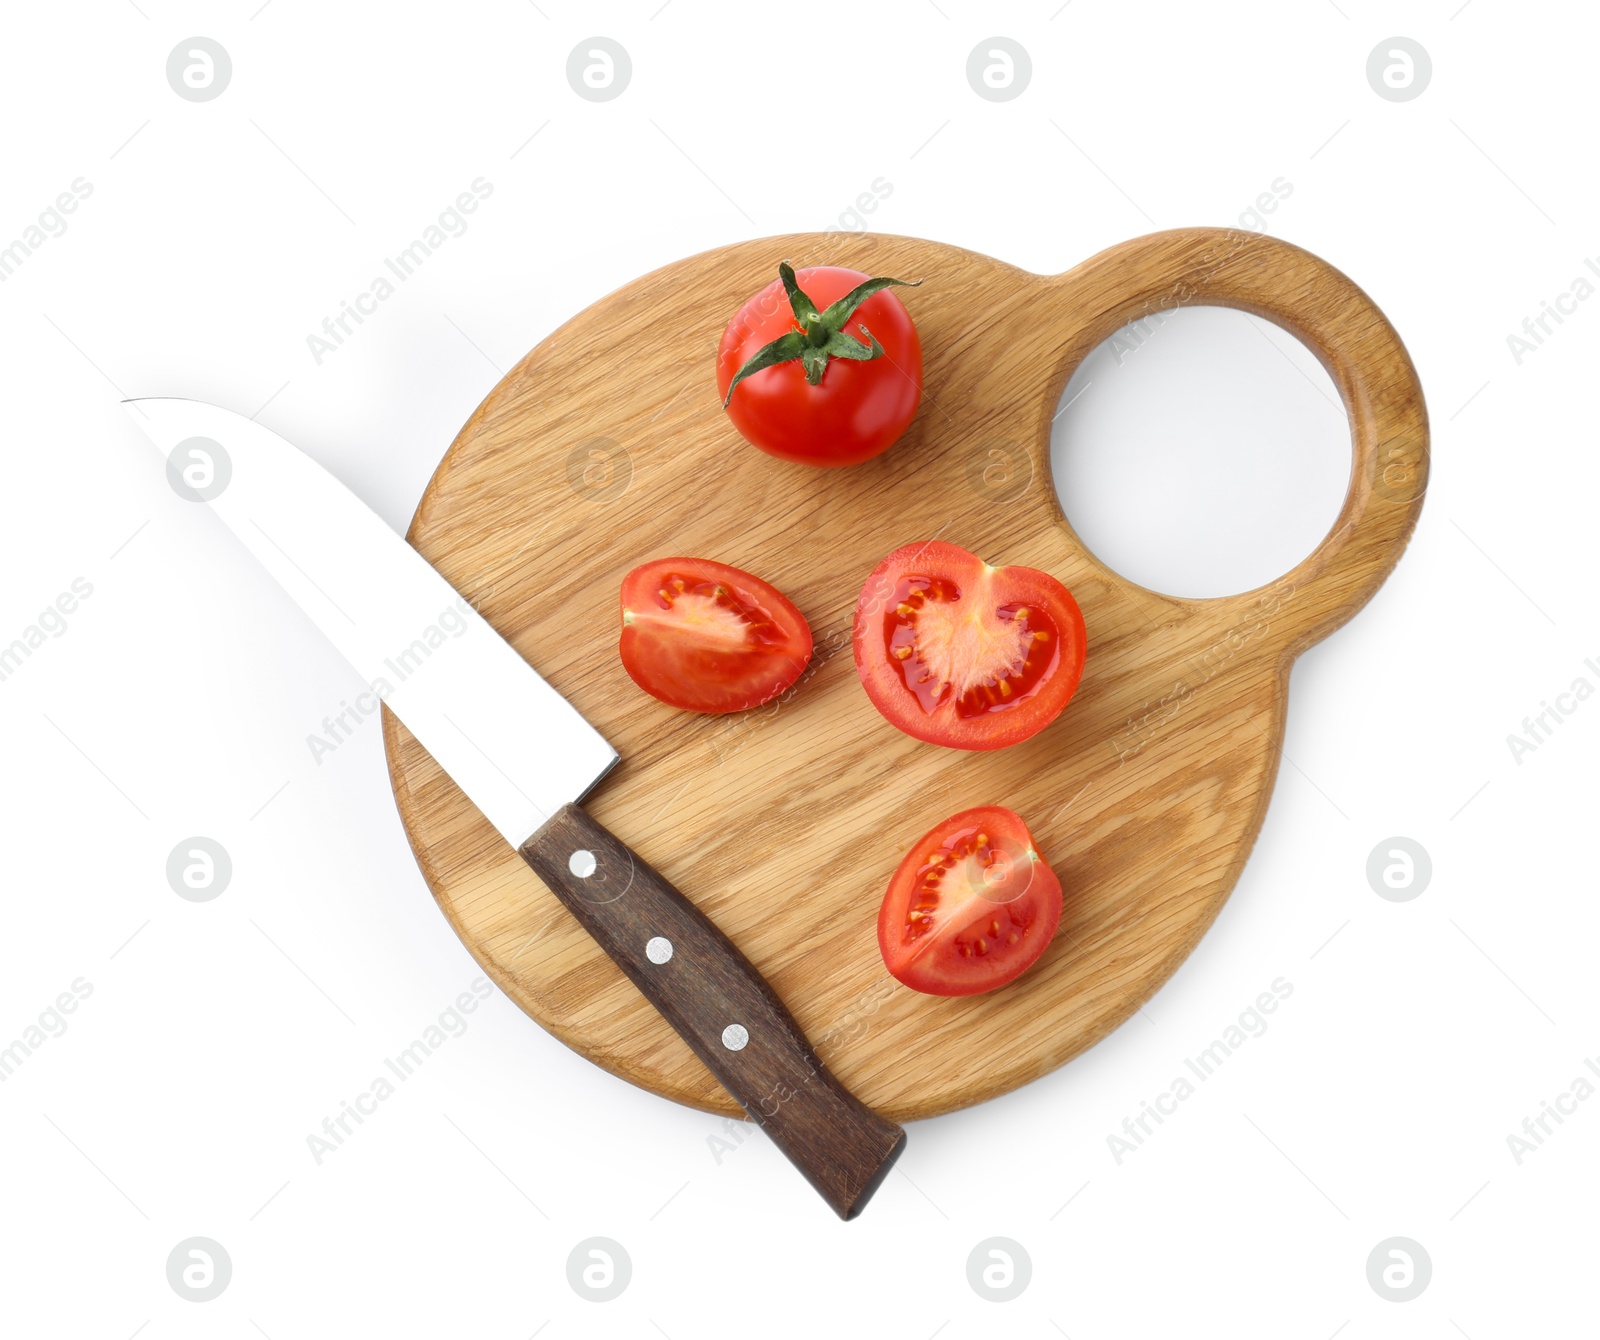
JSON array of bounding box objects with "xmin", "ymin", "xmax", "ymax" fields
[{"xmin": 519, "ymin": 803, "xmax": 905, "ymax": 1219}]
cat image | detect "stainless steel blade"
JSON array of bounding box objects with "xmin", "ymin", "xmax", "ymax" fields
[{"xmin": 125, "ymin": 398, "xmax": 617, "ymax": 845}]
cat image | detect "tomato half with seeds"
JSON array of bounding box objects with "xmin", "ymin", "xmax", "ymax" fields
[
  {"xmin": 620, "ymin": 557, "xmax": 813, "ymax": 714},
  {"xmin": 853, "ymin": 541, "xmax": 1086, "ymax": 750},
  {"xmin": 879, "ymin": 806, "xmax": 1063, "ymax": 996}
]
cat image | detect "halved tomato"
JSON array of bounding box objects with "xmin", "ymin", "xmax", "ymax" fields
[
  {"xmin": 878, "ymin": 806, "xmax": 1063, "ymax": 996},
  {"xmin": 853, "ymin": 540, "xmax": 1086, "ymax": 750},
  {"xmin": 620, "ymin": 557, "xmax": 812, "ymax": 714}
]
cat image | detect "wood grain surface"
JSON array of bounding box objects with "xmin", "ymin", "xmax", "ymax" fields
[{"xmin": 382, "ymin": 228, "xmax": 1428, "ymax": 1123}]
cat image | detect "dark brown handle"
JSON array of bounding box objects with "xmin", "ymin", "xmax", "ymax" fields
[{"xmin": 519, "ymin": 803, "xmax": 906, "ymax": 1219}]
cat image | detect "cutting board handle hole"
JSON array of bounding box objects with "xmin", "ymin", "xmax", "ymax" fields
[{"xmin": 1049, "ymin": 304, "xmax": 1349, "ymax": 600}]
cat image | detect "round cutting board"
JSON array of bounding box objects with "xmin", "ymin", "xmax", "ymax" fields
[{"xmin": 382, "ymin": 228, "xmax": 1427, "ymax": 1122}]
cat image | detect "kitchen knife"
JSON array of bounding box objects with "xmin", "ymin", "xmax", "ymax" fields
[{"xmin": 127, "ymin": 398, "xmax": 905, "ymax": 1219}]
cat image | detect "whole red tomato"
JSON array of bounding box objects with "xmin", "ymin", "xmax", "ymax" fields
[{"xmin": 717, "ymin": 262, "xmax": 922, "ymax": 467}]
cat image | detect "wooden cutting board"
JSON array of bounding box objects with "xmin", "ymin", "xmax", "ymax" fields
[{"xmin": 381, "ymin": 228, "xmax": 1427, "ymax": 1123}]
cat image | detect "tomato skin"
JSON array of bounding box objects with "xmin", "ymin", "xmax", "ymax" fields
[
  {"xmin": 853, "ymin": 541, "xmax": 1087, "ymax": 751},
  {"xmin": 717, "ymin": 266, "xmax": 922, "ymax": 467},
  {"xmin": 878, "ymin": 806, "xmax": 1063, "ymax": 997},
  {"xmin": 620, "ymin": 558, "xmax": 813, "ymax": 714}
]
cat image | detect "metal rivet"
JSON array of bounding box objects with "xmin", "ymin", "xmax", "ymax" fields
[
  {"xmin": 721, "ymin": 1023, "xmax": 749, "ymax": 1052},
  {"xmin": 645, "ymin": 936, "xmax": 673, "ymax": 964},
  {"xmin": 568, "ymin": 849, "xmax": 597, "ymax": 879}
]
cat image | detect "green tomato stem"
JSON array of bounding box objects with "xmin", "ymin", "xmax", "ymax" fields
[{"xmin": 722, "ymin": 261, "xmax": 921, "ymax": 407}]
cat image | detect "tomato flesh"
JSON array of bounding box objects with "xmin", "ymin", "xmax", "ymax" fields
[
  {"xmin": 717, "ymin": 266, "xmax": 922, "ymax": 467},
  {"xmin": 878, "ymin": 806, "xmax": 1063, "ymax": 996},
  {"xmin": 854, "ymin": 541, "xmax": 1086, "ymax": 750},
  {"xmin": 620, "ymin": 558, "xmax": 812, "ymax": 714}
]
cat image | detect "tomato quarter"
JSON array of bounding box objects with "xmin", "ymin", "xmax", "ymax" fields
[
  {"xmin": 878, "ymin": 806, "xmax": 1063, "ymax": 997},
  {"xmin": 718, "ymin": 262, "xmax": 922, "ymax": 467},
  {"xmin": 620, "ymin": 557, "xmax": 813, "ymax": 714},
  {"xmin": 853, "ymin": 541, "xmax": 1086, "ymax": 750}
]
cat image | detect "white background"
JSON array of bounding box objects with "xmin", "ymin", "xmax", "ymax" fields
[{"xmin": 1, "ymin": 2, "xmax": 1596, "ymax": 1336}]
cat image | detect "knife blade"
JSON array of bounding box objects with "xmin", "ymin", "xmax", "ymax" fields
[{"xmin": 127, "ymin": 398, "xmax": 905, "ymax": 1218}]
